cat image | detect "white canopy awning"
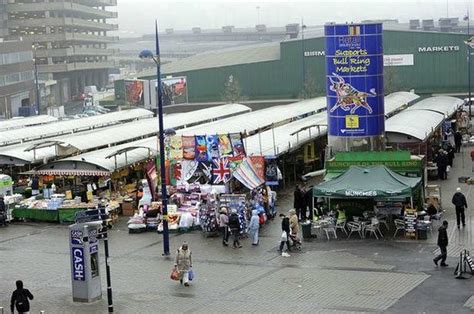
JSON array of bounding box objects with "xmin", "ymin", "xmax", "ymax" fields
[
  {"xmin": 384, "ymin": 91, "xmax": 420, "ymax": 117},
  {"xmin": 0, "ymin": 115, "xmax": 58, "ymax": 131},
  {"xmin": 385, "ymin": 109, "xmax": 445, "ymax": 141},
  {"xmin": 406, "ymin": 96, "xmax": 463, "ymax": 117}
]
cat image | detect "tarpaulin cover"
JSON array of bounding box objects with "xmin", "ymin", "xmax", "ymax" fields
[{"xmin": 312, "ymin": 165, "xmax": 421, "ymax": 198}]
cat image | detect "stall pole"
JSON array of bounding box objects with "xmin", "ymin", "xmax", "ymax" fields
[
  {"xmin": 100, "ymin": 206, "xmax": 114, "ymax": 313},
  {"xmin": 154, "ymin": 21, "xmax": 170, "ymax": 256},
  {"xmin": 258, "ymin": 131, "xmax": 263, "ymax": 155},
  {"xmin": 272, "ymin": 124, "xmax": 277, "ymax": 155},
  {"xmin": 410, "ymin": 196, "xmax": 414, "ymax": 209}
]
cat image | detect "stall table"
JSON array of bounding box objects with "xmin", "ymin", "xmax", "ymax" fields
[
  {"xmin": 58, "ymin": 208, "xmax": 87, "ymax": 224},
  {"xmin": 12, "ymin": 208, "xmax": 59, "ymax": 222}
]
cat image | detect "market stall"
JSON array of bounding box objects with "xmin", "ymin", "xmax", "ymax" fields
[{"xmin": 313, "ymin": 165, "xmax": 426, "ymax": 239}]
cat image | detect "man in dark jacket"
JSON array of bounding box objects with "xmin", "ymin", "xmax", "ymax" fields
[
  {"xmin": 278, "ymin": 213, "xmax": 291, "ymax": 255},
  {"xmin": 452, "ymin": 187, "xmax": 468, "ymax": 228},
  {"xmin": 228, "ymin": 209, "xmax": 242, "ymax": 249},
  {"xmin": 433, "ymin": 221, "xmax": 449, "ymax": 267},
  {"xmin": 0, "ymin": 195, "xmax": 7, "ymax": 226},
  {"xmin": 10, "ymin": 280, "xmax": 34, "ymax": 313},
  {"xmin": 454, "ymin": 131, "xmax": 462, "ymax": 153},
  {"xmin": 293, "ymin": 185, "xmax": 304, "ymax": 221}
]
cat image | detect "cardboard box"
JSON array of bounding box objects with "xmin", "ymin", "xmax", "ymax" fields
[{"xmin": 122, "ymin": 200, "xmax": 135, "ymax": 216}]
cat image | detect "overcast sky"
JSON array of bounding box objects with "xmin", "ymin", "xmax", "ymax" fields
[{"xmin": 115, "ymin": 0, "xmax": 473, "ymax": 36}]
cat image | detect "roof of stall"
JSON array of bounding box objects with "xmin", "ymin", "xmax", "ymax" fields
[
  {"xmin": 0, "ymin": 104, "xmax": 251, "ymax": 165},
  {"xmin": 385, "ymin": 109, "xmax": 445, "ymax": 141},
  {"xmin": 0, "ymin": 108, "xmax": 153, "ymax": 146},
  {"xmin": 178, "ymin": 97, "xmax": 327, "ymax": 136},
  {"xmin": 384, "ymin": 91, "xmax": 420, "ymax": 117},
  {"xmin": 245, "ymin": 112, "xmax": 328, "ymax": 156},
  {"xmin": 406, "ymin": 95, "xmax": 463, "ymax": 116},
  {"xmin": 0, "ymin": 115, "xmax": 58, "ymax": 131},
  {"xmin": 34, "ymin": 137, "xmax": 157, "ymax": 175}
]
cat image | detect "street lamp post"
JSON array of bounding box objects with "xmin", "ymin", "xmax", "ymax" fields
[
  {"xmin": 301, "ymin": 19, "xmax": 307, "ymax": 98},
  {"xmin": 464, "ymin": 13, "xmax": 472, "ymax": 118},
  {"xmin": 139, "ymin": 20, "xmax": 170, "ymax": 256},
  {"xmin": 32, "ymin": 44, "xmax": 41, "ymax": 115}
]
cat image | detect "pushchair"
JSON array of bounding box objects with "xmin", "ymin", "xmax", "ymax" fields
[{"xmin": 288, "ymin": 232, "xmax": 302, "ymax": 250}]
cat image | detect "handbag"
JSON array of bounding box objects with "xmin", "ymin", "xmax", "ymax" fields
[
  {"xmin": 281, "ymin": 231, "xmax": 288, "ymax": 242},
  {"xmin": 170, "ymin": 267, "xmax": 179, "ymax": 281},
  {"xmin": 188, "ymin": 269, "xmax": 194, "ymax": 281}
]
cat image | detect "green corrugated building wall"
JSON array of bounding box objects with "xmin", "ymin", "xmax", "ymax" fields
[{"xmin": 114, "ymin": 30, "xmax": 470, "ymax": 104}]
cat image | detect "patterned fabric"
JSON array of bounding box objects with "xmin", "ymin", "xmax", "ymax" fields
[
  {"xmin": 249, "ymin": 156, "xmax": 265, "ymax": 182},
  {"xmin": 169, "ymin": 136, "xmax": 183, "ymax": 160},
  {"xmin": 229, "ymin": 133, "xmax": 246, "ymax": 158},
  {"xmin": 218, "ymin": 134, "xmax": 233, "ymax": 156},
  {"xmin": 195, "ymin": 135, "xmax": 208, "ymax": 162},
  {"xmin": 180, "ymin": 160, "xmax": 199, "ymax": 182},
  {"xmin": 182, "ymin": 136, "xmax": 196, "ymax": 160},
  {"xmin": 232, "ymin": 158, "xmax": 265, "ymax": 189},
  {"xmin": 206, "ymin": 134, "xmax": 220, "ymax": 160},
  {"xmin": 211, "ymin": 157, "xmax": 231, "ymax": 185}
]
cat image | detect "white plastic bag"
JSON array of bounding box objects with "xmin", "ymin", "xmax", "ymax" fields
[
  {"xmin": 281, "ymin": 231, "xmax": 288, "ymax": 242},
  {"xmin": 446, "ymin": 165, "xmax": 451, "ymax": 173}
]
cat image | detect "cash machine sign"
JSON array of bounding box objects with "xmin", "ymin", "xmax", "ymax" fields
[
  {"xmin": 71, "ymin": 230, "xmax": 83, "ymax": 245},
  {"xmin": 72, "ymin": 247, "xmax": 85, "ymax": 281}
]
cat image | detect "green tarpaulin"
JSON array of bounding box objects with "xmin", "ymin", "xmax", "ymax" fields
[{"xmin": 313, "ymin": 165, "xmax": 421, "ymax": 199}]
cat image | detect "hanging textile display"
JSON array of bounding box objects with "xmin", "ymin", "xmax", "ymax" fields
[
  {"xmin": 164, "ymin": 135, "xmax": 172, "ymax": 161},
  {"xmin": 182, "ymin": 136, "xmax": 196, "ymax": 160},
  {"xmin": 218, "ymin": 134, "xmax": 233, "ymax": 156},
  {"xmin": 229, "ymin": 133, "xmax": 246, "ymax": 158},
  {"xmin": 232, "ymin": 158, "xmax": 264, "ymax": 189},
  {"xmin": 169, "ymin": 160, "xmax": 182, "ymax": 186},
  {"xmin": 206, "ymin": 134, "xmax": 220, "ymax": 160},
  {"xmin": 211, "ymin": 157, "xmax": 231, "ymax": 185},
  {"xmin": 195, "ymin": 135, "xmax": 208, "ymax": 162},
  {"xmin": 180, "ymin": 160, "xmax": 199, "ymax": 182},
  {"xmin": 265, "ymin": 156, "xmax": 279, "ymax": 186},
  {"xmin": 198, "ymin": 161, "xmax": 212, "ymax": 183},
  {"xmin": 145, "ymin": 160, "xmax": 157, "ymax": 200},
  {"xmin": 169, "ymin": 136, "xmax": 183, "ymax": 160},
  {"xmin": 164, "ymin": 160, "xmax": 171, "ymax": 185},
  {"xmin": 227, "ymin": 156, "xmax": 244, "ymax": 171},
  {"xmin": 249, "ymin": 156, "xmax": 265, "ymax": 182}
]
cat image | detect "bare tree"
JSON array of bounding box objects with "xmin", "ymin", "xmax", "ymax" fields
[
  {"xmin": 222, "ymin": 75, "xmax": 247, "ymax": 103},
  {"xmin": 299, "ymin": 71, "xmax": 318, "ymax": 99}
]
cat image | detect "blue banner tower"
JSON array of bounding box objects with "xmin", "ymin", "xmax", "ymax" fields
[{"xmin": 325, "ymin": 23, "xmax": 384, "ymax": 152}]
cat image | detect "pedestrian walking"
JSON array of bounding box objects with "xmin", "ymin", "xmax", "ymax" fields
[
  {"xmin": 446, "ymin": 144, "xmax": 455, "ymax": 167},
  {"xmin": 228, "ymin": 208, "xmax": 242, "ymax": 248},
  {"xmin": 174, "ymin": 241, "xmax": 193, "ymax": 287},
  {"xmin": 10, "ymin": 280, "xmax": 34, "ymax": 314},
  {"xmin": 454, "ymin": 131, "xmax": 462, "ymax": 153},
  {"xmin": 248, "ymin": 210, "xmax": 260, "ymax": 246},
  {"xmin": 293, "ymin": 185, "xmax": 304, "ymax": 221},
  {"xmin": 433, "ymin": 221, "xmax": 449, "ymax": 267},
  {"xmin": 219, "ymin": 207, "xmax": 229, "ymax": 246},
  {"xmin": 278, "ymin": 213, "xmax": 291, "ymax": 256},
  {"xmin": 288, "ymin": 209, "xmax": 302, "ymax": 249},
  {"xmin": 452, "ymin": 187, "xmax": 468, "ymax": 228},
  {"xmin": 436, "ymin": 150, "xmax": 448, "ymax": 180},
  {"xmin": 0, "ymin": 195, "xmax": 7, "ymax": 226}
]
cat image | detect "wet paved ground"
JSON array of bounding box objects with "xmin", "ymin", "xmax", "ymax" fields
[{"xmin": 1, "ymin": 148, "xmax": 474, "ymax": 313}]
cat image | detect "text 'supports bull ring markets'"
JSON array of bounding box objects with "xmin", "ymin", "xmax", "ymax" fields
[{"xmin": 325, "ymin": 23, "xmax": 384, "ymax": 138}]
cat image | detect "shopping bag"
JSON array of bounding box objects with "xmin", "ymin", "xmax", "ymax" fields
[
  {"xmin": 446, "ymin": 165, "xmax": 451, "ymax": 173},
  {"xmin": 281, "ymin": 231, "xmax": 288, "ymax": 242},
  {"xmin": 188, "ymin": 269, "xmax": 194, "ymax": 281},
  {"xmin": 170, "ymin": 267, "xmax": 179, "ymax": 281}
]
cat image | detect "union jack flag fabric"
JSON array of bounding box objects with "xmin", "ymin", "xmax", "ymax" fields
[{"xmin": 212, "ymin": 157, "xmax": 231, "ymax": 185}]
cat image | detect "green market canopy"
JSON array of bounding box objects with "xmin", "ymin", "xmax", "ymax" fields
[{"xmin": 313, "ymin": 165, "xmax": 422, "ymax": 199}]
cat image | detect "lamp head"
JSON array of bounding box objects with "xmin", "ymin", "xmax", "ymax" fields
[{"xmin": 138, "ymin": 49, "xmax": 154, "ymax": 59}]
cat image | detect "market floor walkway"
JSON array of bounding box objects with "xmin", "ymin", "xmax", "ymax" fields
[{"xmin": 1, "ymin": 149, "xmax": 474, "ymax": 313}]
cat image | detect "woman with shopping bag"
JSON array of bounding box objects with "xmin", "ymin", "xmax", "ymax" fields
[{"xmin": 174, "ymin": 241, "xmax": 193, "ymax": 286}]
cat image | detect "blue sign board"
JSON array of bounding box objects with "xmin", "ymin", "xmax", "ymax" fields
[
  {"xmin": 72, "ymin": 247, "xmax": 85, "ymax": 281},
  {"xmin": 325, "ymin": 23, "xmax": 384, "ymax": 137},
  {"xmin": 70, "ymin": 230, "xmax": 83, "ymax": 245}
]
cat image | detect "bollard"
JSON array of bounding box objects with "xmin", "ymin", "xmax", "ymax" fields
[
  {"xmin": 40, "ymin": 311, "xmax": 45, "ymax": 314},
  {"xmin": 0, "ymin": 306, "xmax": 4, "ymax": 314}
]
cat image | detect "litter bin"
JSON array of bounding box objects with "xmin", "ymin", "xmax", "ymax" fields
[
  {"xmin": 301, "ymin": 222, "xmax": 312, "ymax": 240},
  {"xmin": 417, "ymin": 224, "xmax": 428, "ymax": 240}
]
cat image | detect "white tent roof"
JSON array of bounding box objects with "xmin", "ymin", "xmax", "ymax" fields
[
  {"xmin": 53, "ymin": 103, "xmax": 250, "ymax": 152},
  {"xmin": 384, "ymin": 92, "xmax": 420, "ymax": 116},
  {"xmin": 0, "ymin": 108, "xmax": 153, "ymax": 146},
  {"xmin": 245, "ymin": 112, "xmax": 328, "ymax": 156},
  {"xmin": 36, "ymin": 137, "xmax": 157, "ymax": 174},
  {"xmin": 0, "ymin": 104, "xmax": 250, "ymax": 165},
  {"xmin": 178, "ymin": 97, "xmax": 327, "ymax": 136},
  {"xmin": 406, "ymin": 96, "xmax": 463, "ymax": 116},
  {"xmin": 385, "ymin": 109, "xmax": 445, "ymax": 141},
  {"xmin": 0, "ymin": 115, "xmax": 58, "ymax": 131}
]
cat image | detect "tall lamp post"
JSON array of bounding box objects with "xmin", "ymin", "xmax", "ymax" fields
[
  {"xmin": 301, "ymin": 19, "xmax": 307, "ymax": 98},
  {"xmin": 139, "ymin": 20, "xmax": 170, "ymax": 256},
  {"xmin": 464, "ymin": 12, "xmax": 473, "ymax": 118},
  {"xmin": 32, "ymin": 44, "xmax": 41, "ymax": 115}
]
